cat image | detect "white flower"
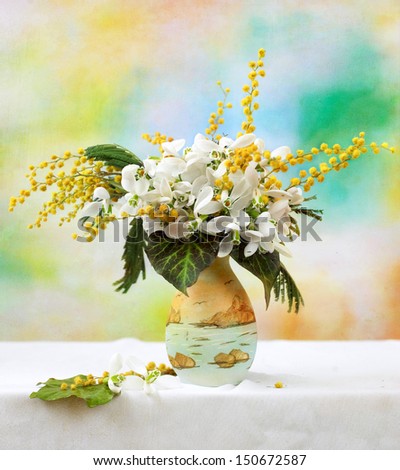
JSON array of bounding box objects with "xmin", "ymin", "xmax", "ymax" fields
[
  {"xmin": 218, "ymin": 233, "xmax": 236, "ymax": 257},
  {"xmin": 123, "ymin": 357, "xmax": 181, "ymax": 395},
  {"xmin": 191, "ymin": 175, "xmax": 208, "ymax": 197},
  {"xmin": 143, "ymin": 158, "xmax": 157, "ymax": 178},
  {"xmin": 121, "ymin": 165, "xmax": 151, "ymax": 197},
  {"xmin": 226, "ymin": 133, "xmax": 257, "ymax": 150},
  {"xmin": 221, "ymin": 164, "xmax": 259, "ymax": 217},
  {"xmin": 254, "ymin": 137, "xmax": 265, "ymax": 153},
  {"xmin": 161, "ymin": 139, "xmax": 185, "ymax": 157},
  {"xmin": 217, "ymin": 225, "xmax": 242, "ymax": 258},
  {"xmin": 269, "ymin": 199, "xmax": 291, "ymax": 222},
  {"xmin": 107, "ymin": 352, "xmax": 125, "ymax": 394},
  {"xmin": 243, "ymin": 212, "xmax": 275, "ymax": 257},
  {"xmin": 199, "ymin": 213, "xmax": 247, "ymax": 257},
  {"xmin": 193, "ymin": 185, "xmax": 223, "ymax": 216},
  {"xmin": 184, "ymin": 134, "xmax": 215, "ymax": 162},
  {"xmin": 287, "ymin": 187, "xmax": 304, "ymax": 205},
  {"xmin": 260, "ymin": 145, "xmax": 292, "ymax": 168},
  {"xmin": 266, "ymin": 189, "xmax": 291, "ymax": 199},
  {"xmin": 200, "ymin": 215, "xmax": 239, "ymax": 236},
  {"xmin": 107, "ymin": 353, "xmax": 181, "ymax": 395},
  {"xmin": 206, "ymin": 162, "xmax": 227, "ymax": 184},
  {"xmin": 242, "ymin": 212, "xmax": 291, "ymax": 258},
  {"xmin": 116, "ymin": 194, "xmax": 138, "ymax": 218},
  {"xmin": 271, "ymin": 146, "xmax": 291, "ymax": 159},
  {"xmin": 180, "ymin": 161, "xmax": 207, "ymax": 183},
  {"xmin": 190, "ymin": 133, "xmax": 221, "ymax": 154},
  {"xmin": 190, "ymin": 133, "xmax": 256, "ymax": 155},
  {"xmin": 140, "ymin": 177, "xmax": 173, "ymax": 205},
  {"xmin": 80, "ymin": 187, "xmax": 111, "ymax": 217},
  {"xmin": 163, "ymin": 215, "xmax": 192, "ymax": 239},
  {"xmin": 155, "ymin": 157, "xmax": 187, "ymax": 179}
]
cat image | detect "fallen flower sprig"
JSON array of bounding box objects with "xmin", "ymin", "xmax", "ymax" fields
[{"xmin": 30, "ymin": 354, "xmax": 179, "ymax": 408}]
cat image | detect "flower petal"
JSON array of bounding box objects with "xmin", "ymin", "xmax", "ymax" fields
[
  {"xmin": 144, "ymin": 382, "xmax": 156, "ymax": 395},
  {"xmin": 143, "ymin": 159, "xmax": 157, "ymax": 178},
  {"xmin": 197, "ymin": 200, "xmax": 223, "ymax": 215},
  {"xmin": 162, "ymin": 139, "xmax": 185, "ymax": 156},
  {"xmin": 244, "ymin": 241, "xmax": 259, "ymax": 257},
  {"xmin": 194, "ymin": 186, "xmax": 213, "ymax": 213},
  {"xmin": 244, "ymin": 163, "xmax": 259, "ymax": 189},
  {"xmin": 80, "ymin": 201, "xmax": 103, "ymax": 217},
  {"xmin": 109, "ymin": 352, "xmax": 123, "ymax": 375},
  {"xmin": 195, "ymin": 137, "xmax": 220, "ymax": 153},
  {"xmin": 125, "ymin": 356, "xmax": 147, "ymax": 376},
  {"xmin": 174, "ymin": 181, "xmax": 192, "ymax": 193},
  {"xmin": 274, "ymin": 242, "xmax": 292, "ymax": 257},
  {"xmin": 271, "ymin": 146, "xmax": 291, "ymax": 159},
  {"xmin": 108, "ymin": 378, "xmax": 121, "ymax": 394},
  {"xmin": 191, "ymin": 176, "xmax": 208, "ymax": 197},
  {"xmin": 229, "ymin": 191, "xmax": 253, "ymax": 215},
  {"xmin": 212, "ymin": 161, "xmax": 227, "ymax": 179},
  {"xmin": 260, "ymin": 241, "xmax": 275, "ymax": 253},
  {"xmin": 160, "ymin": 177, "xmax": 173, "ymax": 200},
  {"xmin": 121, "ymin": 164, "xmax": 140, "ymax": 192},
  {"xmin": 156, "ymin": 157, "xmax": 187, "ymax": 178},
  {"xmin": 256, "ymin": 211, "xmax": 271, "ymax": 223},
  {"xmin": 230, "ymin": 133, "xmax": 256, "ymax": 149},
  {"xmin": 134, "ymin": 177, "xmax": 150, "ymax": 196},
  {"xmin": 218, "ymin": 234, "xmax": 234, "ymax": 258},
  {"xmin": 118, "ymin": 202, "xmax": 136, "ymax": 217},
  {"xmin": 266, "ymin": 189, "xmax": 291, "ymax": 199},
  {"xmin": 180, "ymin": 163, "xmax": 207, "ymax": 183},
  {"xmin": 287, "ymin": 187, "xmax": 304, "ymax": 205},
  {"xmin": 254, "ymin": 137, "xmax": 265, "ymax": 153},
  {"xmin": 269, "ymin": 199, "xmax": 290, "ymax": 221},
  {"xmin": 93, "ymin": 187, "xmax": 110, "ymax": 200},
  {"xmin": 185, "ymin": 154, "xmax": 212, "ymax": 166},
  {"xmin": 122, "ymin": 375, "xmax": 145, "ymax": 391},
  {"xmin": 243, "ymin": 230, "xmax": 263, "ymax": 242},
  {"xmin": 219, "ymin": 136, "xmax": 234, "ymax": 148},
  {"xmin": 230, "ymin": 178, "xmax": 248, "ymax": 201}
]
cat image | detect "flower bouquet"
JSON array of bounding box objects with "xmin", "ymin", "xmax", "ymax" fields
[{"xmin": 11, "ymin": 48, "xmax": 395, "ymax": 389}]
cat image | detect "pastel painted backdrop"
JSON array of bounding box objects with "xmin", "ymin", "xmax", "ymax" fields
[{"xmin": 1, "ymin": 0, "xmax": 399, "ymax": 341}]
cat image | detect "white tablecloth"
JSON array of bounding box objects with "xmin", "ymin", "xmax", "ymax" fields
[{"xmin": 0, "ymin": 339, "xmax": 399, "ymax": 450}]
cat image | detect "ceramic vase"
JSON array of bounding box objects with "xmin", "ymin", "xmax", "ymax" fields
[{"xmin": 165, "ymin": 256, "xmax": 257, "ymax": 386}]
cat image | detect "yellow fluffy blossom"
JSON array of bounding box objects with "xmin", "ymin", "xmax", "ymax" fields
[
  {"xmin": 204, "ymin": 82, "xmax": 232, "ymax": 137},
  {"xmin": 9, "ymin": 149, "xmax": 126, "ymax": 234},
  {"xmin": 239, "ymin": 50, "xmax": 266, "ymax": 135}
]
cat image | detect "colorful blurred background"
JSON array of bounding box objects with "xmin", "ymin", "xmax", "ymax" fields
[{"xmin": 1, "ymin": 0, "xmax": 399, "ymax": 341}]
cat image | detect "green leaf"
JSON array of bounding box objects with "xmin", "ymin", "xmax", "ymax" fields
[
  {"xmin": 230, "ymin": 245, "xmax": 280, "ymax": 309},
  {"xmin": 292, "ymin": 207, "xmax": 324, "ymax": 222},
  {"xmin": 84, "ymin": 144, "xmax": 143, "ymax": 168},
  {"xmin": 273, "ymin": 263, "xmax": 304, "ymax": 313},
  {"xmin": 144, "ymin": 234, "xmax": 219, "ymax": 294},
  {"xmin": 30, "ymin": 375, "xmax": 116, "ymax": 408},
  {"xmin": 114, "ymin": 218, "xmax": 146, "ymax": 293}
]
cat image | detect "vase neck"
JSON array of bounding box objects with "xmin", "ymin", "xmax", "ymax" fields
[
  {"xmin": 199, "ymin": 256, "xmax": 232, "ymax": 282},
  {"xmin": 210, "ymin": 255, "xmax": 230, "ymax": 269}
]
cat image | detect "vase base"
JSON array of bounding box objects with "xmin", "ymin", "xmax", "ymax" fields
[{"xmin": 166, "ymin": 322, "xmax": 257, "ymax": 387}]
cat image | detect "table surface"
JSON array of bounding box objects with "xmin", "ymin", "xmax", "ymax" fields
[{"xmin": 1, "ymin": 339, "xmax": 399, "ymax": 450}]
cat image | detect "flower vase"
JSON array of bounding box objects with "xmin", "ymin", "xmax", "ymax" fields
[{"xmin": 166, "ymin": 256, "xmax": 257, "ymax": 387}]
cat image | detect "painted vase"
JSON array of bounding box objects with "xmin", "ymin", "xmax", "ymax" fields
[{"xmin": 166, "ymin": 256, "xmax": 257, "ymax": 387}]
